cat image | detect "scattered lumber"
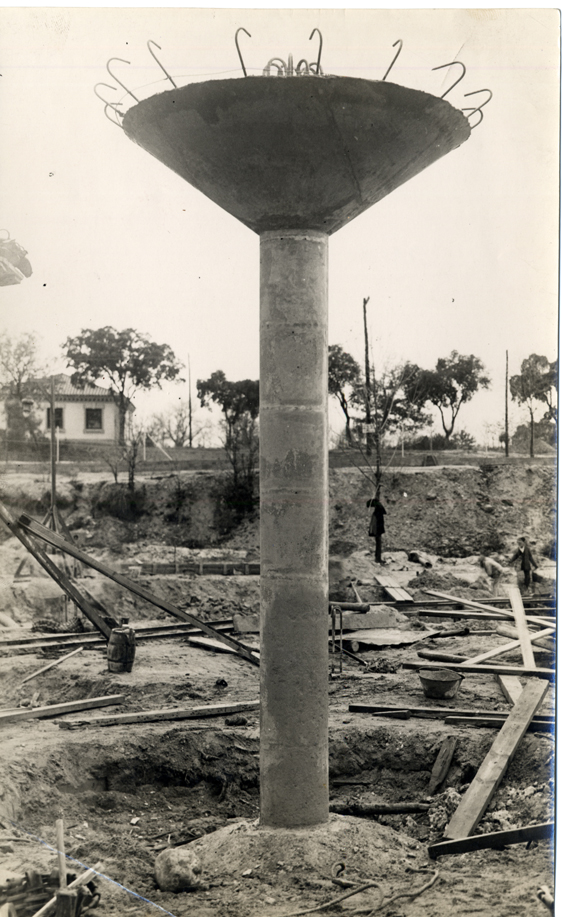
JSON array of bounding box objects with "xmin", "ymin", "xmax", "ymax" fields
[
  {"xmin": 402, "ymin": 661, "xmax": 554, "ymax": 679},
  {"xmin": 373, "ymin": 574, "xmax": 414, "ymax": 603},
  {"xmin": 19, "ymin": 647, "xmax": 84, "ymax": 686},
  {"xmin": 58, "ymin": 700, "xmax": 259, "ymax": 729},
  {"xmin": 442, "ymin": 679, "xmax": 549, "ymax": 841},
  {"xmin": 0, "ymin": 501, "xmax": 111, "ymax": 639},
  {"xmin": 428, "ymin": 736, "xmax": 457, "ymax": 795},
  {"xmin": 429, "ymin": 821, "xmax": 553, "ymax": 859},
  {"xmin": 18, "ymin": 515, "xmax": 259, "ymax": 668},
  {"xmin": 444, "ymin": 715, "xmax": 553, "ymax": 733},
  {"xmin": 0, "ymin": 695, "xmax": 125, "ymax": 726},
  {"xmin": 424, "ymin": 590, "xmax": 551, "ymax": 628},
  {"xmin": 330, "ymin": 801, "xmax": 430, "ymax": 817},
  {"xmin": 496, "ymin": 675, "xmax": 523, "ymax": 705},
  {"xmin": 460, "ymin": 626, "xmax": 555, "ymax": 667},
  {"xmin": 349, "ymin": 703, "xmax": 553, "ymax": 724},
  {"xmin": 496, "ymin": 624, "xmax": 555, "ymax": 652},
  {"xmin": 506, "ymin": 585, "xmax": 536, "ymax": 668},
  {"xmin": 30, "ymin": 862, "xmax": 102, "ymax": 917}
]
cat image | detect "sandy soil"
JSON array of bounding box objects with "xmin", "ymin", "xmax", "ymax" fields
[{"xmin": 0, "ymin": 460, "xmax": 556, "ymax": 916}]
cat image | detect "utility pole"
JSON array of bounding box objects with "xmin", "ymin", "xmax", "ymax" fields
[
  {"xmin": 504, "ymin": 350, "xmax": 509, "ymax": 457},
  {"xmin": 50, "ymin": 375, "xmax": 57, "ymax": 519},
  {"xmin": 188, "ymin": 354, "xmax": 193, "ymax": 448},
  {"xmin": 363, "ymin": 296, "xmax": 371, "ymax": 455}
]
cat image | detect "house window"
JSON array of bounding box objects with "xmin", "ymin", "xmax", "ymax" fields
[
  {"xmin": 46, "ymin": 407, "xmax": 64, "ymax": 430},
  {"xmin": 85, "ymin": 408, "xmax": 103, "ymax": 431}
]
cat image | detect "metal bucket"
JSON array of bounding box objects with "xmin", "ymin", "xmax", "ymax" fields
[{"xmin": 419, "ymin": 667, "xmax": 463, "ymax": 699}]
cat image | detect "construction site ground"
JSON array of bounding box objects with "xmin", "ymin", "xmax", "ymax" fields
[{"xmin": 0, "ymin": 459, "xmax": 556, "ymax": 917}]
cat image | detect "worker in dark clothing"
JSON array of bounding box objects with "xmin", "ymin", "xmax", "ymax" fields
[
  {"xmin": 366, "ymin": 494, "xmax": 386, "ymax": 564},
  {"xmin": 508, "ymin": 536, "xmax": 539, "ymax": 594}
]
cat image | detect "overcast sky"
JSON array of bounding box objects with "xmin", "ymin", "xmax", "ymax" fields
[{"xmin": 0, "ymin": 7, "xmax": 558, "ymax": 443}]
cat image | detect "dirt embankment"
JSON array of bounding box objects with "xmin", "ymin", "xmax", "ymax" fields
[{"xmin": 0, "ymin": 461, "xmax": 555, "ymax": 561}]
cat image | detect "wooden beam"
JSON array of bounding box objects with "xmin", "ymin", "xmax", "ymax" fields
[
  {"xmin": 424, "ymin": 590, "xmax": 552, "ymax": 627},
  {"xmin": 402, "ymin": 661, "xmax": 553, "ymax": 679},
  {"xmin": 444, "ymin": 715, "xmax": 553, "ymax": 733},
  {"xmin": 496, "ymin": 675, "xmax": 523, "ymax": 705},
  {"xmin": 443, "ymin": 679, "xmax": 549, "ymax": 840},
  {"xmin": 0, "ymin": 694, "xmax": 125, "ymax": 725},
  {"xmin": 20, "ymin": 646, "xmax": 84, "ymax": 685},
  {"xmin": 497, "ymin": 624, "xmax": 555, "ymax": 651},
  {"xmin": 429, "ymin": 821, "xmax": 553, "ymax": 859},
  {"xmin": 18, "ymin": 515, "xmax": 259, "ymax": 667},
  {"xmin": 0, "ymin": 501, "xmax": 111, "ymax": 638},
  {"xmin": 506, "ymin": 585, "xmax": 536, "ymax": 668},
  {"xmin": 57, "ymin": 700, "xmax": 259, "ymax": 728},
  {"xmin": 460, "ymin": 626, "xmax": 554, "ymax": 667}
]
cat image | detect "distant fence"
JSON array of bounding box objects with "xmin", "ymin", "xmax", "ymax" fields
[{"xmin": 0, "ymin": 443, "xmax": 555, "ymax": 476}]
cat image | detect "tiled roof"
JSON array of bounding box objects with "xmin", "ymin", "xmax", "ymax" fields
[{"xmin": 47, "ymin": 374, "xmax": 114, "ymax": 397}]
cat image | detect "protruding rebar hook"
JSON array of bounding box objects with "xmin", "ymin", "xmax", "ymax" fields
[
  {"xmin": 432, "ymin": 60, "xmax": 466, "ymax": 99},
  {"xmin": 462, "ymin": 88, "xmax": 493, "ymax": 128},
  {"xmin": 263, "ymin": 58, "xmax": 286, "ymax": 77},
  {"xmin": 235, "ymin": 27, "xmax": 251, "ymax": 77},
  {"xmin": 106, "ymin": 57, "xmax": 139, "ymax": 103},
  {"xmin": 295, "ymin": 59, "xmax": 310, "ymax": 75},
  {"xmin": 382, "ymin": 39, "xmax": 403, "ymax": 81},
  {"xmin": 94, "ymin": 82, "xmax": 123, "ymax": 113},
  {"xmin": 147, "ymin": 40, "xmax": 177, "ymax": 88},
  {"xmin": 309, "ymin": 28, "xmax": 323, "ymax": 74},
  {"xmin": 104, "ymin": 104, "xmax": 124, "ymax": 128}
]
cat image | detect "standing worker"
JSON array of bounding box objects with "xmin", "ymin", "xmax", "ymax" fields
[
  {"xmin": 507, "ymin": 536, "xmax": 539, "ymax": 595},
  {"xmin": 366, "ymin": 493, "xmax": 387, "ymax": 564}
]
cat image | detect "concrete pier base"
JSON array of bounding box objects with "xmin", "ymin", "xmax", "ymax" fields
[{"xmin": 259, "ymin": 230, "xmax": 329, "ymax": 828}]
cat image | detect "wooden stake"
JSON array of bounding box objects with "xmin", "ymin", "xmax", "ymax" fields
[
  {"xmin": 56, "ymin": 818, "xmax": 67, "ymax": 888},
  {"xmin": 443, "ymin": 679, "xmax": 549, "ymax": 840},
  {"xmin": 428, "ymin": 736, "xmax": 457, "ymax": 795},
  {"xmin": 20, "ymin": 647, "xmax": 84, "ymax": 686}
]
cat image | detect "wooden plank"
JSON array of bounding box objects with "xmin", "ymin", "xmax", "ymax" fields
[
  {"xmin": 20, "ymin": 646, "xmax": 84, "ymax": 685},
  {"xmin": 58, "ymin": 701, "xmax": 260, "ymax": 728},
  {"xmin": 429, "ymin": 822, "xmax": 553, "ymax": 859},
  {"xmin": 461, "ymin": 626, "xmax": 554, "ymax": 667},
  {"xmin": 506, "ymin": 585, "xmax": 536, "ymax": 668},
  {"xmin": 444, "ymin": 716, "xmax": 553, "ymax": 733},
  {"xmin": 0, "ymin": 501, "xmax": 111, "ymax": 639},
  {"xmin": 330, "ymin": 801, "xmax": 430, "ymax": 816},
  {"xmin": 497, "ymin": 624, "xmax": 555, "ymax": 651},
  {"xmin": 30, "ymin": 862, "xmax": 102, "ymax": 917},
  {"xmin": 18, "ymin": 515, "xmax": 260, "ymax": 668},
  {"xmin": 424, "ymin": 590, "xmax": 551, "ymax": 627},
  {"xmin": 350, "ymin": 703, "xmax": 511, "ymax": 719},
  {"xmin": 373, "ymin": 574, "xmax": 414, "ymax": 603},
  {"xmin": 496, "ymin": 675, "xmax": 523, "ymax": 705},
  {"xmin": 0, "ymin": 694, "xmax": 125, "ymax": 725},
  {"xmin": 428, "ymin": 737, "xmax": 457, "ymax": 795},
  {"xmin": 402, "ymin": 661, "xmax": 554, "ymax": 679},
  {"xmin": 417, "ymin": 608, "xmax": 549, "ymax": 623},
  {"xmin": 443, "ymin": 679, "xmax": 549, "ymax": 840}
]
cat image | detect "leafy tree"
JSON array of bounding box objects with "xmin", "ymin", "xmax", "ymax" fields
[
  {"xmin": 197, "ymin": 371, "xmax": 259, "ymax": 527},
  {"xmin": 62, "ymin": 327, "xmax": 184, "ymax": 444},
  {"xmin": 510, "ymin": 354, "xmax": 557, "ymax": 457},
  {"xmin": 197, "ymin": 371, "xmax": 259, "ymax": 453},
  {"xmin": 409, "ymin": 351, "xmax": 490, "ymax": 441},
  {"xmin": 0, "ymin": 331, "xmax": 47, "ymax": 446},
  {"xmin": 328, "ymin": 345, "xmax": 362, "ymax": 443}
]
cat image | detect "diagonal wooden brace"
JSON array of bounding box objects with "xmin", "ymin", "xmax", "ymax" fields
[
  {"xmin": 17, "ymin": 513, "xmax": 260, "ymax": 667},
  {"xmin": 0, "ymin": 500, "xmax": 111, "ymax": 638}
]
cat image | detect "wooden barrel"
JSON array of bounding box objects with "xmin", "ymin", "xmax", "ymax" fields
[{"xmin": 107, "ymin": 626, "xmax": 136, "ymax": 673}]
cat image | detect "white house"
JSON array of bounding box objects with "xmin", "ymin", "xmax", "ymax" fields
[{"xmin": 29, "ymin": 374, "xmax": 134, "ymax": 444}]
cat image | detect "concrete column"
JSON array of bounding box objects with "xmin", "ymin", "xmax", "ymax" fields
[{"xmin": 259, "ymin": 230, "xmax": 329, "ymax": 828}]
